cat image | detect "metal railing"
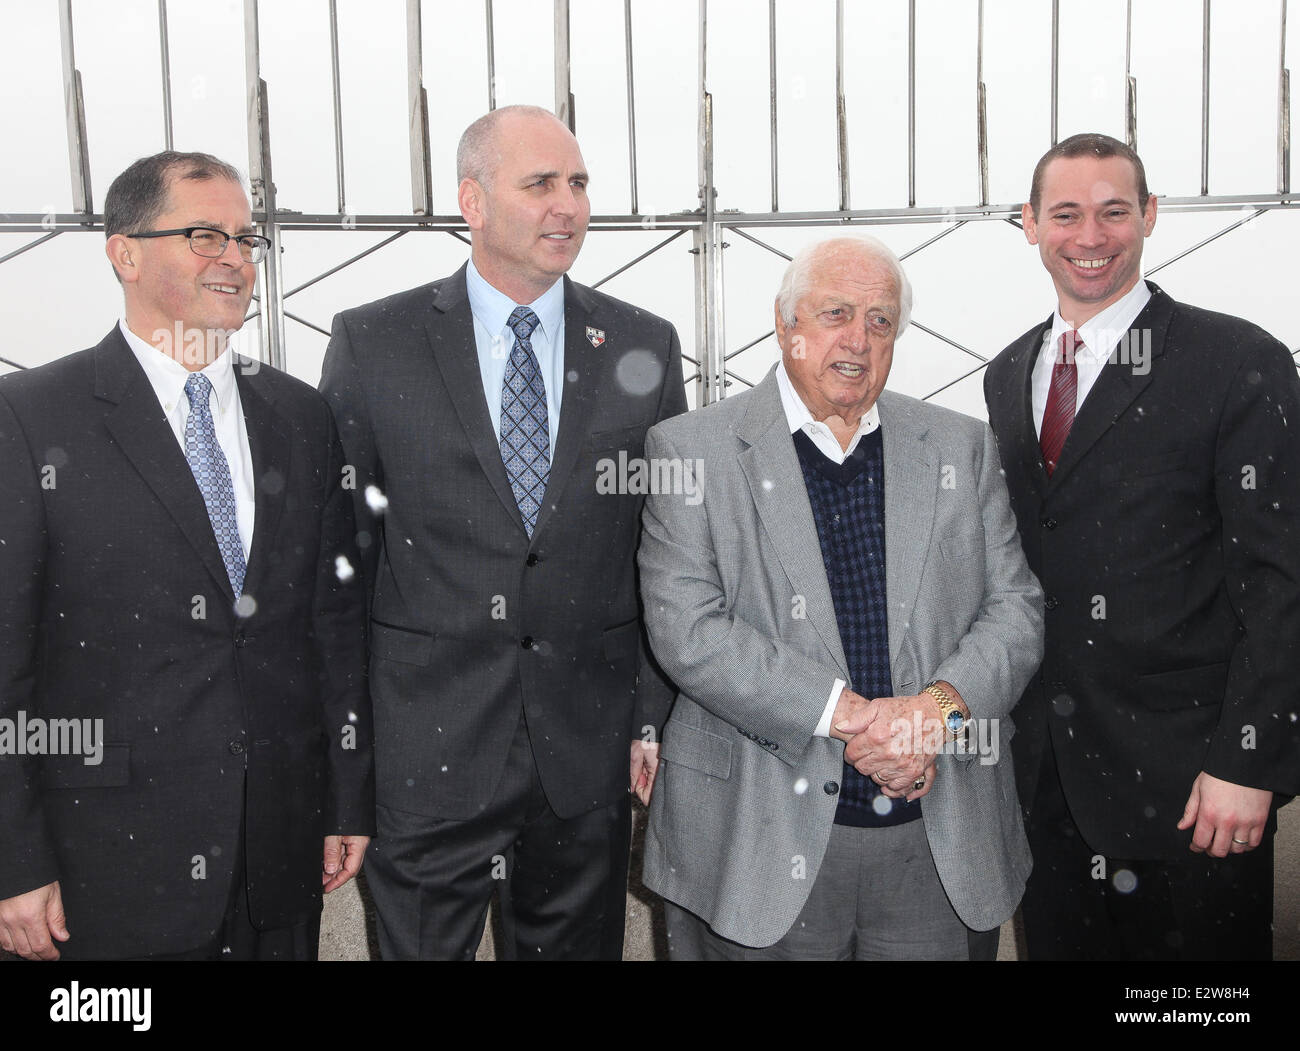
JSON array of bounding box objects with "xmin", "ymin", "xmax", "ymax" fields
[{"xmin": 2, "ymin": 0, "xmax": 1295, "ymax": 401}]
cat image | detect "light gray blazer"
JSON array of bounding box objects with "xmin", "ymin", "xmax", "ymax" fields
[{"xmin": 638, "ymin": 370, "xmax": 1044, "ymax": 947}]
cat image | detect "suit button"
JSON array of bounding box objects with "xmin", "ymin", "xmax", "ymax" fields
[
  {"xmin": 228, "ymin": 740, "xmax": 245, "ymax": 755},
  {"xmin": 526, "ymin": 553, "xmax": 540, "ymax": 567},
  {"xmin": 1041, "ymin": 516, "xmax": 1057, "ymax": 529},
  {"xmin": 521, "ymin": 636, "xmax": 534, "ymax": 649},
  {"xmin": 1044, "ymin": 596, "xmax": 1059, "ymax": 610},
  {"xmin": 823, "ymin": 781, "xmax": 839, "ymax": 795}
]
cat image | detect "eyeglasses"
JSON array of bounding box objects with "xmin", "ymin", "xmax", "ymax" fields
[{"xmin": 125, "ymin": 226, "xmax": 272, "ymax": 264}]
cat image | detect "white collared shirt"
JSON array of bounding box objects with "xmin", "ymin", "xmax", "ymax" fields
[
  {"xmin": 774, "ymin": 361, "xmax": 883, "ymax": 737},
  {"xmin": 465, "ymin": 258, "xmax": 566, "ymax": 453},
  {"xmin": 775, "ymin": 361, "xmax": 880, "ymax": 464},
  {"xmin": 119, "ymin": 319, "xmax": 255, "ymax": 560},
  {"xmin": 1031, "ymin": 279, "xmax": 1152, "ymax": 435}
]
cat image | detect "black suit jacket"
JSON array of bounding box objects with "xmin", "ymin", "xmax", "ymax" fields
[
  {"xmin": 984, "ymin": 282, "xmax": 1300, "ymax": 860},
  {"xmin": 320, "ymin": 265, "xmax": 688, "ymax": 821},
  {"xmin": 0, "ymin": 328, "xmax": 374, "ymax": 958}
]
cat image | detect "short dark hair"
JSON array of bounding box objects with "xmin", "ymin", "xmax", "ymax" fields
[
  {"xmin": 104, "ymin": 151, "xmax": 244, "ymax": 281},
  {"xmin": 1028, "ymin": 133, "xmax": 1150, "ymax": 216}
]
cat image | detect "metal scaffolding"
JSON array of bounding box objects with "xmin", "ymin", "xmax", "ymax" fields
[{"xmin": 3, "ymin": 0, "xmax": 1297, "ymax": 402}]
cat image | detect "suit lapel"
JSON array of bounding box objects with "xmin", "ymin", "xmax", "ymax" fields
[
  {"xmin": 233, "ymin": 362, "xmax": 289, "ymax": 602},
  {"xmin": 425, "ymin": 266, "xmax": 527, "ymax": 534},
  {"xmin": 1046, "ymin": 283, "xmax": 1170, "ymax": 490},
  {"xmin": 533, "ymin": 278, "xmax": 598, "ymax": 539},
  {"xmin": 736, "ymin": 373, "xmax": 849, "ymax": 681},
  {"xmin": 95, "ymin": 330, "xmax": 236, "ymax": 601},
  {"xmin": 877, "ymin": 391, "xmax": 938, "ymax": 668},
  {"xmin": 1004, "ymin": 319, "xmax": 1052, "ymax": 500}
]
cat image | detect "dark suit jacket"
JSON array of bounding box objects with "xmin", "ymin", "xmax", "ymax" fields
[
  {"xmin": 319, "ymin": 265, "xmax": 688, "ymax": 821},
  {"xmin": 984, "ymin": 281, "xmax": 1300, "ymax": 860},
  {"xmin": 0, "ymin": 328, "xmax": 374, "ymax": 959}
]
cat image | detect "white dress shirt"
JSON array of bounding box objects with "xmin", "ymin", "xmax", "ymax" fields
[
  {"xmin": 120, "ymin": 319, "xmax": 255, "ymax": 561},
  {"xmin": 1031, "ymin": 279, "xmax": 1152, "ymax": 436},
  {"xmin": 774, "ymin": 362, "xmax": 883, "ymax": 737}
]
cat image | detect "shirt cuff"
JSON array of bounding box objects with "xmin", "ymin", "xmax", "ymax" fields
[{"xmin": 814, "ymin": 678, "xmax": 847, "ymax": 738}]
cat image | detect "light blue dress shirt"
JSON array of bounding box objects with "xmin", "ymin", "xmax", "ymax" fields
[{"xmin": 465, "ymin": 258, "xmax": 566, "ymax": 453}]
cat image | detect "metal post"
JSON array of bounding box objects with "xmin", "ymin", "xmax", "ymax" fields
[
  {"xmin": 555, "ymin": 0, "xmax": 573, "ymax": 130},
  {"xmin": 1125, "ymin": 0, "xmax": 1137, "ymax": 149},
  {"xmin": 976, "ymin": 0, "xmax": 988, "ymax": 206},
  {"xmin": 835, "ymin": 0, "xmax": 849, "ymax": 211},
  {"xmin": 406, "ymin": 0, "xmax": 433, "ymax": 215},
  {"xmin": 486, "ymin": 0, "xmax": 496, "ymax": 110},
  {"xmin": 1281, "ymin": 0, "xmax": 1291, "ymax": 194},
  {"xmin": 1050, "ymin": 0, "xmax": 1059, "ymax": 145},
  {"xmin": 624, "ymin": 0, "xmax": 639, "ymax": 213},
  {"xmin": 329, "ymin": 0, "xmax": 346, "ymax": 215},
  {"xmin": 696, "ymin": 0, "xmax": 723, "ymax": 407},
  {"xmin": 244, "ymin": 0, "xmax": 284, "ymax": 370},
  {"xmin": 1201, "ymin": 0, "xmax": 1211, "ymax": 196},
  {"xmin": 768, "ymin": 0, "xmax": 778, "ymax": 212},
  {"xmin": 159, "ymin": 0, "xmax": 174, "ymax": 151},
  {"xmin": 57, "ymin": 0, "xmax": 92, "ymax": 214},
  {"xmin": 907, "ymin": 0, "xmax": 916, "ymax": 208}
]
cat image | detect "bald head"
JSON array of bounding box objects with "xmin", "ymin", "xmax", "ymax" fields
[{"xmin": 456, "ymin": 105, "xmax": 571, "ymax": 190}]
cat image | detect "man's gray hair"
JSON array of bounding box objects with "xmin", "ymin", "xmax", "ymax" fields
[
  {"xmin": 456, "ymin": 104, "xmax": 565, "ymax": 188},
  {"xmin": 775, "ymin": 235, "xmax": 913, "ymax": 336}
]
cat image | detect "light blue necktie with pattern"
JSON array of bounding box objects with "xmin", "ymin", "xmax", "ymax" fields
[
  {"xmin": 183, "ymin": 372, "xmax": 247, "ymax": 596},
  {"xmin": 499, "ymin": 307, "xmax": 550, "ymax": 537}
]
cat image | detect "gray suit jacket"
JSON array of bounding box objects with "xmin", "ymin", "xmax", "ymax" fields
[{"xmin": 638, "ymin": 370, "xmax": 1043, "ymax": 946}]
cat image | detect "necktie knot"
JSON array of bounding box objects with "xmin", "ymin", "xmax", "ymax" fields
[
  {"xmin": 184, "ymin": 371, "xmax": 214, "ymax": 409},
  {"xmin": 508, "ymin": 307, "xmax": 540, "ymax": 343},
  {"xmin": 1058, "ymin": 329, "xmax": 1083, "ymax": 366}
]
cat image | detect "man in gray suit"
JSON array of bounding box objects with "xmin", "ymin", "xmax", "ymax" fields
[{"xmin": 637, "ymin": 236, "xmax": 1043, "ymax": 959}]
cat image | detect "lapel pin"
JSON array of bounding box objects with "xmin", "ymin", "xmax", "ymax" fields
[{"xmin": 585, "ymin": 326, "xmax": 606, "ymax": 348}]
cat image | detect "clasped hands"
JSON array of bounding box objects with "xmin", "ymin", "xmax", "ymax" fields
[{"xmin": 831, "ymin": 687, "xmax": 956, "ymax": 802}]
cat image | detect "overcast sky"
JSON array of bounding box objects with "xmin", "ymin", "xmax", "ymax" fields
[{"xmin": 2, "ymin": 0, "xmax": 1297, "ymax": 419}]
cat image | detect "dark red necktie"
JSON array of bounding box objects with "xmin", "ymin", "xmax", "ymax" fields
[{"xmin": 1040, "ymin": 330, "xmax": 1081, "ymax": 476}]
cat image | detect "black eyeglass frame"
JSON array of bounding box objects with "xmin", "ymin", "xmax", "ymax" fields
[{"xmin": 124, "ymin": 226, "xmax": 272, "ymax": 263}]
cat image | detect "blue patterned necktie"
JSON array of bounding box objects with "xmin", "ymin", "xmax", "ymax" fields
[
  {"xmin": 183, "ymin": 372, "xmax": 247, "ymax": 596},
  {"xmin": 499, "ymin": 307, "xmax": 550, "ymax": 537}
]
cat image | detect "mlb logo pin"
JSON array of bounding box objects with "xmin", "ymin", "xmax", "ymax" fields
[{"xmin": 585, "ymin": 326, "xmax": 606, "ymax": 348}]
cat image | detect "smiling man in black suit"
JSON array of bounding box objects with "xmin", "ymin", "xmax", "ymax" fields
[
  {"xmin": 0, "ymin": 151, "xmax": 373, "ymax": 961},
  {"xmin": 984, "ymin": 132, "xmax": 1300, "ymax": 960}
]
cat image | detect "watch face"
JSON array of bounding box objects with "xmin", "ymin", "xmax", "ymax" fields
[{"xmin": 945, "ymin": 710, "xmax": 965, "ymax": 734}]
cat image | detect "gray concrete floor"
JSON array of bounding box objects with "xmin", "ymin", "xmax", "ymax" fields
[{"xmin": 320, "ymin": 797, "xmax": 1300, "ymax": 961}]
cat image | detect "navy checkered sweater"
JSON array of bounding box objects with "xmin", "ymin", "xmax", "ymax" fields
[{"xmin": 793, "ymin": 427, "xmax": 921, "ymax": 827}]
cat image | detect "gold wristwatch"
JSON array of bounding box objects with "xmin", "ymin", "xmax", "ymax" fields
[{"xmin": 924, "ymin": 681, "xmax": 967, "ymax": 738}]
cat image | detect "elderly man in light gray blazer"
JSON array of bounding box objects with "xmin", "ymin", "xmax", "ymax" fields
[{"xmin": 636, "ymin": 236, "xmax": 1044, "ymax": 960}]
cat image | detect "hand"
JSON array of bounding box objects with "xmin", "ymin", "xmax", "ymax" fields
[
  {"xmin": 630, "ymin": 738, "xmax": 660, "ymax": 806},
  {"xmin": 836, "ymin": 692, "xmax": 951, "ymax": 801},
  {"xmin": 322, "ymin": 835, "xmax": 370, "ymax": 893},
  {"xmin": 1177, "ymin": 772, "xmax": 1272, "ymax": 857},
  {"xmin": 0, "ymin": 881, "xmax": 69, "ymax": 960}
]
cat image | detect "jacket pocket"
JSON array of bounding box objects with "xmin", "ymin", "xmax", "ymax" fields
[
  {"xmin": 41, "ymin": 744, "xmax": 130, "ymax": 790},
  {"xmin": 370, "ymin": 620, "xmax": 434, "ymax": 666},
  {"xmin": 602, "ymin": 617, "xmax": 640, "ymax": 664},
  {"xmin": 1135, "ymin": 662, "xmax": 1229, "ymax": 711},
  {"xmin": 662, "ymin": 721, "xmax": 732, "ymax": 780}
]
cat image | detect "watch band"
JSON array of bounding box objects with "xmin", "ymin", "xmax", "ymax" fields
[{"xmin": 924, "ymin": 681, "xmax": 966, "ymax": 737}]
